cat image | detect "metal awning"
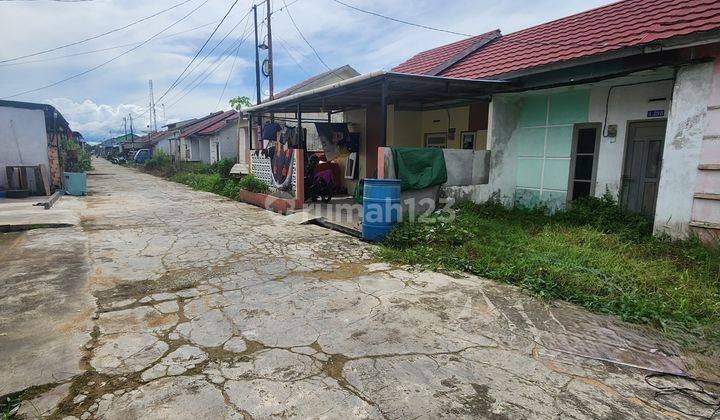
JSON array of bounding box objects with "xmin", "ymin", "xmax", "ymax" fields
[{"xmin": 244, "ymin": 71, "xmax": 509, "ymax": 114}]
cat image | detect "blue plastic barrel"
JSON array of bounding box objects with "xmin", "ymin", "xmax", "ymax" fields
[
  {"xmin": 362, "ymin": 178, "xmax": 401, "ymax": 242},
  {"xmin": 64, "ymin": 172, "xmax": 87, "ymax": 196}
]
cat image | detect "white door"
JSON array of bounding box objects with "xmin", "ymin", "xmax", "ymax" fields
[{"xmin": 211, "ymin": 140, "xmax": 220, "ymax": 163}]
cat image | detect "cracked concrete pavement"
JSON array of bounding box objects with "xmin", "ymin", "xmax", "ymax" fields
[{"xmin": 2, "ymin": 158, "xmax": 719, "ymax": 419}]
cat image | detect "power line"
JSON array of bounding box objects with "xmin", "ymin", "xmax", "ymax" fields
[
  {"xmin": 280, "ymin": 0, "xmax": 335, "ymax": 73},
  {"xmin": 331, "ymin": 0, "xmax": 471, "ymax": 37},
  {"xmin": 275, "ymin": 34, "xmax": 310, "ymax": 77},
  {"xmin": 215, "ymin": 44, "xmax": 241, "ymax": 110},
  {"xmin": 165, "ymin": 19, "xmax": 254, "ymax": 110},
  {"xmin": 0, "ymin": 20, "xmax": 221, "ymax": 67},
  {"xmin": 2, "ymin": 0, "xmax": 209, "ymax": 99},
  {"xmin": 0, "ymin": 0, "xmax": 194, "ymax": 64},
  {"xmin": 161, "ymin": 7, "xmax": 252, "ymax": 103},
  {"xmin": 155, "ymin": 0, "xmax": 243, "ymax": 104}
]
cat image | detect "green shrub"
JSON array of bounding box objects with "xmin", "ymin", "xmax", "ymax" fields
[
  {"xmin": 216, "ymin": 158, "xmax": 235, "ymax": 179},
  {"xmin": 556, "ymin": 191, "xmax": 653, "ymax": 239},
  {"xmin": 237, "ymin": 174, "xmax": 269, "ymax": 194},
  {"xmin": 176, "ymin": 162, "xmax": 213, "ymax": 174},
  {"xmin": 221, "ymin": 179, "xmax": 240, "ymax": 199},
  {"xmin": 170, "ymin": 172, "xmax": 223, "ymax": 194},
  {"xmin": 60, "ymin": 138, "xmax": 93, "ymax": 173},
  {"xmin": 144, "ymin": 150, "xmax": 173, "ymax": 172}
]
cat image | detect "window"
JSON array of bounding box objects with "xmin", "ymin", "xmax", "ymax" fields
[
  {"xmin": 461, "ymin": 131, "xmax": 476, "ymax": 150},
  {"xmin": 568, "ymin": 124, "xmax": 601, "ymax": 201},
  {"xmin": 425, "ymin": 132, "xmax": 447, "ymax": 148}
]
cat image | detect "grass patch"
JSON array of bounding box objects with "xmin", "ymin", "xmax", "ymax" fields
[
  {"xmin": 1, "ymin": 393, "xmax": 22, "ymax": 419},
  {"xmin": 377, "ymin": 196, "xmax": 720, "ymax": 347}
]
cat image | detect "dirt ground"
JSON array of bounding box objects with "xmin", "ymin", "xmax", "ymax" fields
[{"xmin": 1, "ymin": 158, "xmax": 718, "ymax": 419}]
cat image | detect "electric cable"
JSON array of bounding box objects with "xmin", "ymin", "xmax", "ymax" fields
[
  {"xmin": 275, "ymin": 34, "xmax": 311, "ymax": 77},
  {"xmin": 155, "ymin": 0, "xmax": 244, "ymax": 104},
  {"xmin": 2, "ymin": 0, "xmax": 209, "ymax": 99},
  {"xmin": 0, "ymin": 0, "xmax": 194, "ymax": 64},
  {"xmin": 331, "ymin": 0, "xmax": 471, "ymax": 37},
  {"xmin": 161, "ymin": 6, "xmax": 252, "ymax": 104},
  {"xmin": 0, "ymin": 20, "xmax": 220, "ymax": 67},
  {"xmin": 280, "ymin": 0, "xmax": 334, "ymax": 73},
  {"xmin": 165, "ymin": 20, "xmax": 254, "ymax": 110}
]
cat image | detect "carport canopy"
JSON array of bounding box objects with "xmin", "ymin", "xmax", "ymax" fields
[{"xmin": 243, "ymin": 71, "xmax": 508, "ymax": 114}]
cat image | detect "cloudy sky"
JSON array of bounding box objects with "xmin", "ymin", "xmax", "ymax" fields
[{"xmin": 0, "ymin": 0, "xmax": 613, "ymax": 141}]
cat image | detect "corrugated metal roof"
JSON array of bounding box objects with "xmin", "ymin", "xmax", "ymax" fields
[
  {"xmin": 181, "ymin": 110, "xmax": 236, "ymax": 137},
  {"xmin": 273, "ymin": 65, "xmax": 360, "ymax": 99},
  {"xmin": 196, "ymin": 110, "xmax": 238, "ymax": 135}
]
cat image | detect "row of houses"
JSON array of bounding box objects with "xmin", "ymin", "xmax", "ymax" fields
[
  {"xmin": 127, "ymin": 110, "xmax": 240, "ymax": 164},
  {"xmin": 239, "ymin": 0, "xmax": 720, "ymax": 241}
]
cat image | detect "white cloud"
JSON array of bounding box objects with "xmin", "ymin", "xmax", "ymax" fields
[{"xmin": 44, "ymin": 98, "xmax": 146, "ymax": 140}]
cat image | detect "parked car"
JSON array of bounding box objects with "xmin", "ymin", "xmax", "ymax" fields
[{"xmin": 133, "ymin": 149, "xmax": 152, "ymax": 164}]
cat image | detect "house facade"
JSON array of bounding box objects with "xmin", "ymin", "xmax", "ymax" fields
[
  {"xmin": 243, "ymin": 0, "xmax": 720, "ymax": 241},
  {"xmin": 0, "ymin": 100, "xmax": 74, "ymax": 191},
  {"xmin": 390, "ymin": 0, "xmax": 720, "ymax": 240}
]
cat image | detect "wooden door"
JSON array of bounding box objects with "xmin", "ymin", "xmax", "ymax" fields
[{"xmin": 620, "ymin": 121, "xmax": 666, "ymax": 218}]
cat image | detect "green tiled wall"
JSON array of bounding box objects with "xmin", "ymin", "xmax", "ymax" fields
[
  {"xmin": 512, "ymin": 90, "xmax": 589, "ymax": 211},
  {"xmin": 518, "ymin": 96, "xmax": 547, "ymax": 127},
  {"xmin": 546, "ymin": 126, "xmax": 573, "ymax": 157},
  {"xmin": 516, "ymin": 158, "xmax": 543, "ymax": 188},
  {"xmin": 542, "ymin": 159, "xmax": 571, "ymax": 190},
  {"xmin": 514, "ymin": 127, "xmax": 546, "ymax": 157},
  {"xmin": 549, "ymin": 91, "xmax": 590, "ymax": 125}
]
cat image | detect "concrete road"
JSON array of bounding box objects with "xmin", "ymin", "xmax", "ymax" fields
[{"xmin": 2, "ymin": 158, "xmax": 718, "ymax": 419}]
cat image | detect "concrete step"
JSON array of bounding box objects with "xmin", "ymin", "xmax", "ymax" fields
[
  {"xmin": 690, "ymin": 221, "xmax": 720, "ymax": 230},
  {"xmin": 698, "ymin": 164, "xmax": 720, "ymax": 170},
  {"xmin": 694, "ymin": 192, "xmax": 720, "ymax": 201}
]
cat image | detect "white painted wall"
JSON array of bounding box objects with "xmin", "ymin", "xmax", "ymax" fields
[
  {"xmin": 588, "ymin": 79, "xmax": 674, "ymax": 197},
  {"xmin": 654, "ymin": 62, "xmax": 714, "ymax": 237},
  {"xmin": 0, "ymin": 106, "xmax": 49, "ymax": 189},
  {"xmin": 211, "ymin": 123, "xmax": 239, "ymax": 162},
  {"xmin": 486, "ymin": 95, "xmax": 522, "ymax": 204}
]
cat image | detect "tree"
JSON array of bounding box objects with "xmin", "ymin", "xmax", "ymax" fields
[{"xmin": 229, "ymin": 96, "xmax": 252, "ymax": 111}]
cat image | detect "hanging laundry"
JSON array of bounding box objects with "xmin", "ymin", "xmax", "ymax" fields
[
  {"xmin": 271, "ymin": 146, "xmax": 294, "ymax": 190},
  {"xmin": 315, "ymin": 123, "xmax": 350, "ymax": 160},
  {"xmin": 262, "ymin": 121, "xmax": 282, "ymax": 141}
]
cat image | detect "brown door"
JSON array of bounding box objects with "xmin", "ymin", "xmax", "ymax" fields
[{"xmin": 620, "ymin": 121, "xmax": 666, "ymax": 218}]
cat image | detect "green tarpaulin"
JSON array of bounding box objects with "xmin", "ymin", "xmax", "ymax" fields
[{"xmin": 391, "ymin": 147, "xmax": 447, "ymax": 191}]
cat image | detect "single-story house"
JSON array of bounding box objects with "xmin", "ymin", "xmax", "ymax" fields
[
  {"xmin": 236, "ymin": 65, "xmax": 360, "ymax": 175},
  {"xmin": 0, "ymin": 99, "xmax": 75, "ymax": 192},
  {"xmin": 245, "ymin": 0, "xmax": 720, "ymax": 241},
  {"xmin": 174, "ymin": 111, "xmax": 238, "ymax": 163},
  {"xmin": 192, "ymin": 110, "xmax": 239, "ymax": 164}
]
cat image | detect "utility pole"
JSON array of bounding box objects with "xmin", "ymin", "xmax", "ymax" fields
[
  {"xmin": 253, "ymin": 4, "xmax": 261, "ymax": 105},
  {"xmin": 149, "ymin": 79, "xmax": 158, "ymax": 132},
  {"xmin": 161, "ymin": 104, "xmax": 166, "ymax": 127},
  {"xmin": 123, "ymin": 117, "xmax": 128, "ymax": 139},
  {"xmin": 266, "ymin": 0, "xmax": 274, "ymax": 100},
  {"xmin": 128, "ymin": 114, "xmax": 135, "ymax": 154}
]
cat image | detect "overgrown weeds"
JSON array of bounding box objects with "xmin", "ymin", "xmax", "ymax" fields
[
  {"xmin": 152, "ymin": 156, "xmax": 268, "ymax": 200},
  {"xmin": 378, "ymin": 196, "xmax": 720, "ymax": 348},
  {"xmin": 237, "ymin": 174, "xmax": 269, "ymax": 194}
]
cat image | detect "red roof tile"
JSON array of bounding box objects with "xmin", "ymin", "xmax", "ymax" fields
[
  {"xmin": 391, "ymin": 30, "xmax": 500, "ymax": 76},
  {"xmin": 181, "ymin": 110, "xmax": 236, "ymax": 137},
  {"xmin": 441, "ymin": 0, "xmax": 720, "ymax": 79},
  {"xmin": 197, "ymin": 110, "xmax": 238, "ymax": 135}
]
